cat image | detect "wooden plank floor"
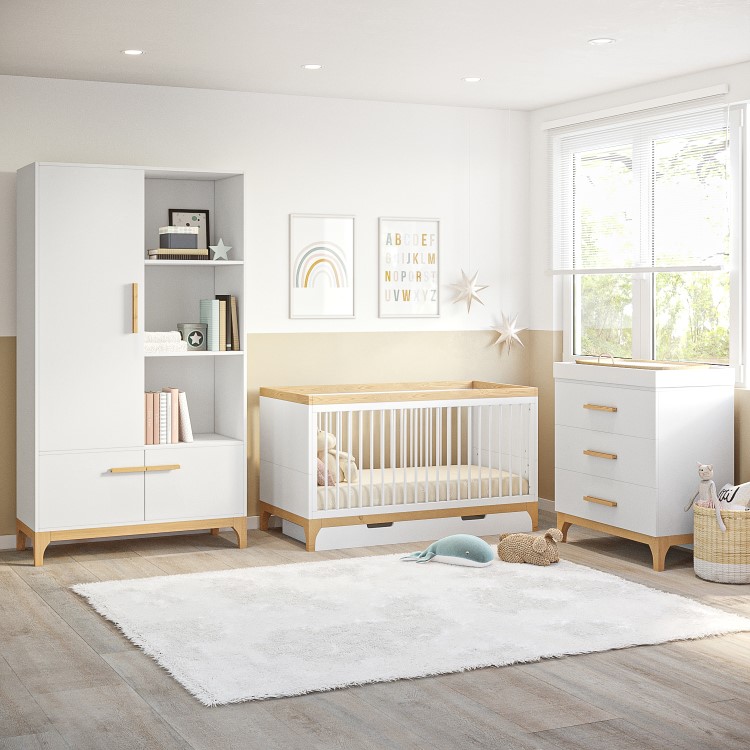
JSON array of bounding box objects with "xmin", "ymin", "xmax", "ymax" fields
[{"xmin": 2, "ymin": 510, "xmax": 749, "ymax": 750}]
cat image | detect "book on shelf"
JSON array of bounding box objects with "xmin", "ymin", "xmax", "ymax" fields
[
  {"xmin": 159, "ymin": 392, "xmax": 168, "ymax": 444},
  {"xmin": 215, "ymin": 294, "xmax": 233, "ymax": 351},
  {"xmin": 151, "ymin": 392, "xmax": 159, "ymax": 445},
  {"xmin": 163, "ymin": 387, "xmax": 180, "ymax": 445},
  {"xmin": 218, "ymin": 299, "xmax": 227, "ymax": 351},
  {"xmin": 199, "ymin": 299, "xmax": 221, "ymax": 351},
  {"xmin": 230, "ymin": 295, "xmax": 240, "ymax": 351},
  {"xmin": 178, "ymin": 391, "xmax": 194, "ymax": 443},
  {"xmin": 147, "ymin": 248, "xmax": 209, "ymax": 261},
  {"xmin": 145, "ymin": 393, "xmax": 153, "ymax": 445},
  {"xmin": 144, "ymin": 389, "xmax": 193, "ymax": 445}
]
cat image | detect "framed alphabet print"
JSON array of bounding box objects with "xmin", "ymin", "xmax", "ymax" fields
[
  {"xmin": 379, "ymin": 217, "xmax": 439, "ymax": 317},
  {"xmin": 290, "ymin": 214, "xmax": 355, "ymax": 318}
]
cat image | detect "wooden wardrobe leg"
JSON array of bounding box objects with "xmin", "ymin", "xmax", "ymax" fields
[
  {"xmin": 305, "ymin": 520, "xmax": 322, "ymax": 552},
  {"xmin": 209, "ymin": 528, "xmax": 220, "ymax": 536},
  {"xmin": 33, "ymin": 532, "xmax": 51, "ymax": 567},
  {"xmin": 16, "ymin": 527, "xmax": 27, "ymax": 551},
  {"xmin": 230, "ymin": 518, "xmax": 247, "ymax": 549}
]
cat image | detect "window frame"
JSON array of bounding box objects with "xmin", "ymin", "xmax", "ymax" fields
[{"xmin": 558, "ymin": 104, "xmax": 746, "ymax": 382}]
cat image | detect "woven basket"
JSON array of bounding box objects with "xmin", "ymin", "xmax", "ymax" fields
[{"xmin": 694, "ymin": 505, "xmax": 750, "ymax": 584}]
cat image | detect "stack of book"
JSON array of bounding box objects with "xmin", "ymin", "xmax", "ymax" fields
[
  {"xmin": 200, "ymin": 295, "xmax": 240, "ymax": 351},
  {"xmin": 144, "ymin": 387, "xmax": 194, "ymax": 444},
  {"xmin": 148, "ymin": 226, "xmax": 208, "ymax": 260}
]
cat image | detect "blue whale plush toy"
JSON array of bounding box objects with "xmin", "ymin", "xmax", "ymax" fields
[{"xmin": 401, "ymin": 534, "xmax": 495, "ymax": 567}]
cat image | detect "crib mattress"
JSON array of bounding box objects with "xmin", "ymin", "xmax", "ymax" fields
[{"xmin": 316, "ymin": 464, "xmax": 529, "ymax": 511}]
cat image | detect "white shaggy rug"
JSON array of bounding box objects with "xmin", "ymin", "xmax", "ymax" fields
[{"xmin": 72, "ymin": 555, "xmax": 750, "ymax": 705}]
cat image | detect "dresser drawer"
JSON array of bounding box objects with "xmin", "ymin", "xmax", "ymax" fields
[
  {"xmin": 556, "ymin": 381, "xmax": 655, "ymax": 438},
  {"xmin": 145, "ymin": 444, "xmax": 245, "ymax": 521},
  {"xmin": 39, "ymin": 450, "xmax": 145, "ymax": 530},
  {"xmin": 555, "ymin": 468, "xmax": 657, "ymax": 536},
  {"xmin": 555, "ymin": 425, "xmax": 656, "ymax": 487}
]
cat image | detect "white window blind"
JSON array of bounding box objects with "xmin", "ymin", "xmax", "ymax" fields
[{"xmin": 552, "ymin": 106, "xmax": 730, "ymax": 274}]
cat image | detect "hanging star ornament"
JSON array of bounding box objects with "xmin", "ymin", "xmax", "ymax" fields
[
  {"xmin": 209, "ymin": 238, "xmax": 232, "ymax": 261},
  {"xmin": 493, "ymin": 313, "xmax": 526, "ymax": 356},
  {"xmin": 451, "ymin": 269, "xmax": 489, "ymax": 312}
]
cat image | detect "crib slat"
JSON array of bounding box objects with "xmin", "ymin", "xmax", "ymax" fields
[
  {"xmin": 446, "ymin": 406, "xmax": 452, "ymax": 502},
  {"xmin": 347, "ymin": 410, "xmax": 353, "ymax": 510},
  {"xmin": 369, "ymin": 409, "xmax": 374, "ymax": 507},
  {"xmin": 357, "ymin": 410, "xmax": 363, "ymax": 507}
]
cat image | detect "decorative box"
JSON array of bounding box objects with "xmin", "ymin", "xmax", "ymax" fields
[
  {"xmin": 160, "ymin": 233, "xmax": 199, "ymax": 249},
  {"xmin": 178, "ymin": 322, "xmax": 207, "ymax": 351}
]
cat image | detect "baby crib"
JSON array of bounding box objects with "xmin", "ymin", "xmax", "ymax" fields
[{"xmin": 259, "ymin": 381, "xmax": 538, "ymax": 551}]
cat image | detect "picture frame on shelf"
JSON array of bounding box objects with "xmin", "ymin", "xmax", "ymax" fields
[
  {"xmin": 379, "ymin": 217, "xmax": 439, "ymax": 317},
  {"xmin": 169, "ymin": 209, "xmax": 210, "ymax": 250},
  {"xmin": 289, "ymin": 214, "xmax": 355, "ymax": 318}
]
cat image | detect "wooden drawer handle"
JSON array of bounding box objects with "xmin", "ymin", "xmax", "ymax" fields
[
  {"xmin": 110, "ymin": 464, "xmax": 180, "ymax": 474},
  {"xmin": 583, "ymin": 449, "xmax": 618, "ymax": 460},
  {"xmin": 583, "ymin": 403, "xmax": 617, "ymax": 413},
  {"xmin": 584, "ymin": 495, "xmax": 618, "ymax": 507}
]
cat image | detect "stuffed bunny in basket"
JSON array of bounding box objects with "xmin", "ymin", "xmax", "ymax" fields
[
  {"xmin": 497, "ymin": 529, "xmax": 564, "ymax": 566},
  {"xmin": 685, "ymin": 463, "xmax": 727, "ymax": 533}
]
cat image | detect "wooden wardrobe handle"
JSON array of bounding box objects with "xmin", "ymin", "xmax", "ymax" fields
[
  {"xmin": 110, "ymin": 464, "xmax": 180, "ymax": 474},
  {"xmin": 132, "ymin": 282, "xmax": 139, "ymax": 334}
]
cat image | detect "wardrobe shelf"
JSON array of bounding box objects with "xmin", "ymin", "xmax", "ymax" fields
[
  {"xmin": 145, "ymin": 260, "xmax": 243, "ymax": 266},
  {"xmin": 145, "ymin": 350, "xmax": 243, "ymax": 357},
  {"xmin": 146, "ymin": 433, "xmax": 243, "ymax": 449}
]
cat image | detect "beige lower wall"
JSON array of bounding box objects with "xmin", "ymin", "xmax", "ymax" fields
[
  {"xmin": 526, "ymin": 329, "xmax": 563, "ymax": 501},
  {"xmin": 4, "ymin": 329, "xmax": 748, "ymax": 535}
]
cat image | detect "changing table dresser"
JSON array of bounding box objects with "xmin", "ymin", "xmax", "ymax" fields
[{"xmin": 554, "ymin": 361, "xmax": 734, "ymax": 571}]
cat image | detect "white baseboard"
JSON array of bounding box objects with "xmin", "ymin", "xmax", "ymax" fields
[{"xmin": 0, "ymin": 516, "xmax": 264, "ymax": 551}]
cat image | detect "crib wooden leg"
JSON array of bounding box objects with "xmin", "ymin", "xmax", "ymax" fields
[
  {"xmin": 305, "ymin": 520, "xmax": 322, "ymax": 552},
  {"xmin": 527, "ymin": 502, "xmax": 538, "ymax": 531}
]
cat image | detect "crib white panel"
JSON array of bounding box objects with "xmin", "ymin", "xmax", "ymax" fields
[
  {"xmin": 259, "ymin": 460, "xmax": 310, "ymax": 519},
  {"xmin": 283, "ymin": 510, "xmax": 532, "ymax": 551},
  {"xmin": 260, "ymin": 397, "xmax": 313, "ymax": 474}
]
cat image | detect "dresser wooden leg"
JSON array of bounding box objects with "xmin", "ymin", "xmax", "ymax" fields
[
  {"xmin": 259, "ymin": 508, "xmax": 272, "ymax": 532},
  {"xmin": 649, "ymin": 539, "xmax": 669, "ymax": 572},
  {"xmin": 557, "ymin": 515, "xmax": 572, "ymax": 542},
  {"xmin": 230, "ymin": 518, "xmax": 247, "ymax": 549}
]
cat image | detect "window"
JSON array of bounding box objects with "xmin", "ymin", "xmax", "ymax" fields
[{"xmin": 552, "ymin": 105, "xmax": 744, "ymax": 372}]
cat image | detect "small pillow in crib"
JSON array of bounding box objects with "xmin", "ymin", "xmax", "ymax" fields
[
  {"xmin": 316, "ymin": 457, "xmax": 336, "ymax": 486},
  {"xmin": 401, "ymin": 534, "xmax": 494, "ymax": 567}
]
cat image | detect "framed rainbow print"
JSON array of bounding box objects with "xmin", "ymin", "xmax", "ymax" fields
[{"xmin": 289, "ymin": 214, "xmax": 355, "ymax": 318}]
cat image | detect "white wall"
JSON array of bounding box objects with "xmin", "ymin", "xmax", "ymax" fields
[
  {"xmin": 0, "ymin": 75, "xmax": 530, "ymax": 336},
  {"xmin": 528, "ymin": 59, "xmax": 750, "ymax": 332}
]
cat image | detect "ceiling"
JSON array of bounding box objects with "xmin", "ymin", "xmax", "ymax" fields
[{"xmin": 1, "ymin": 0, "xmax": 749, "ymax": 110}]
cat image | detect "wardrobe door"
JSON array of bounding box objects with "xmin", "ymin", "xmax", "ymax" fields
[{"xmin": 37, "ymin": 165, "xmax": 145, "ymax": 452}]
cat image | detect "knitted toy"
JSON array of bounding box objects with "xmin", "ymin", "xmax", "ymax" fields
[
  {"xmin": 317, "ymin": 430, "xmax": 358, "ymax": 484},
  {"xmin": 497, "ymin": 529, "xmax": 563, "ymax": 566},
  {"xmin": 685, "ymin": 463, "xmax": 726, "ymax": 533}
]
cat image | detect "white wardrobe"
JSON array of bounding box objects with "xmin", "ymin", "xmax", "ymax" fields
[{"xmin": 16, "ymin": 163, "xmax": 247, "ymax": 564}]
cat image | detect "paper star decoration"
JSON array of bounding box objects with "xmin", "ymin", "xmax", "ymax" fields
[
  {"xmin": 493, "ymin": 313, "xmax": 526, "ymax": 355},
  {"xmin": 451, "ymin": 269, "xmax": 489, "ymax": 312},
  {"xmin": 209, "ymin": 238, "xmax": 231, "ymax": 261}
]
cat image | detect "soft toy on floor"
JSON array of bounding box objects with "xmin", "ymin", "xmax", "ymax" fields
[
  {"xmin": 402, "ymin": 534, "xmax": 495, "ymax": 567},
  {"xmin": 497, "ymin": 529, "xmax": 563, "ymax": 566},
  {"xmin": 684, "ymin": 462, "xmax": 726, "ymax": 533}
]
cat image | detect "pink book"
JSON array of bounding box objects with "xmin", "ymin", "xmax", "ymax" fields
[
  {"xmin": 163, "ymin": 387, "xmax": 180, "ymax": 444},
  {"xmin": 151, "ymin": 392, "xmax": 160, "ymax": 445},
  {"xmin": 145, "ymin": 392, "xmax": 154, "ymax": 445}
]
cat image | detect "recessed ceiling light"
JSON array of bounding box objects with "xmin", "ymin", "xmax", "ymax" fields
[
  {"xmin": 462, "ymin": 77, "xmax": 482, "ymax": 83},
  {"xmin": 301, "ymin": 64, "xmax": 323, "ymax": 70},
  {"xmin": 121, "ymin": 49, "xmax": 145, "ymax": 56},
  {"xmin": 588, "ymin": 37, "xmax": 616, "ymax": 46}
]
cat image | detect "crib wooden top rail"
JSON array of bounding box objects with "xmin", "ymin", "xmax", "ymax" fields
[{"xmin": 260, "ymin": 381, "xmax": 538, "ymax": 406}]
